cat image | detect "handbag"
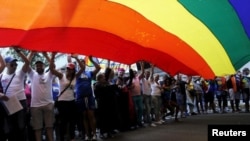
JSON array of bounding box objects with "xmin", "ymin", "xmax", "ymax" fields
[{"xmin": 54, "ymin": 78, "xmax": 73, "ymax": 108}]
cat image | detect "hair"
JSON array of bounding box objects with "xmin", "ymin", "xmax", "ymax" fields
[{"xmin": 96, "ymin": 73, "xmax": 104, "ymax": 81}]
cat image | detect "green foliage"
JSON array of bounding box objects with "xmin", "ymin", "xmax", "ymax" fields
[{"xmin": 5, "ymin": 48, "xmax": 49, "ymax": 67}]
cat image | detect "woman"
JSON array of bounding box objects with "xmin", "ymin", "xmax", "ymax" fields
[
  {"xmin": 50, "ymin": 53, "xmax": 84, "ymax": 141},
  {"xmin": 149, "ymin": 64, "xmax": 164, "ymax": 124},
  {"xmin": 75, "ymin": 56, "xmax": 101, "ymax": 141},
  {"xmin": 94, "ymin": 70, "xmax": 118, "ymax": 139}
]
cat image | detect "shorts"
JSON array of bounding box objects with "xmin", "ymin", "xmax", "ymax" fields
[
  {"xmin": 30, "ymin": 103, "xmax": 55, "ymax": 130},
  {"xmin": 76, "ymin": 95, "xmax": 96, "ymax": 112}
]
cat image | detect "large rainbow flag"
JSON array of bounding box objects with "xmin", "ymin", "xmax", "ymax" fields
[{"xmin": 0, "ymin": 0, "xmax": 249, "ymax": 79}]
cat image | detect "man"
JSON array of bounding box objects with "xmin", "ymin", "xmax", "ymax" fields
[
  {"xmin": 27, "ymin": 52, "xmax": 56, "ymax": 141},
  {"xmin": 0, "ymin": 48, "xmax": 30, "ymax": 141},
  {"xmin": 241, "ymin": 68, "xmax": 250, "ymax": 112}
]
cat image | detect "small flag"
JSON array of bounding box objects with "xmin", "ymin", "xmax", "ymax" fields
[{"xmin": 85, "ymin": 56, "xmax": 99, "ymax": 67}]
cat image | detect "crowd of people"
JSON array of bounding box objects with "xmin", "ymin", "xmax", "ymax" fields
[{"xmin": 0, "ymin": 48, "xmax": 250, "ymax": 141}]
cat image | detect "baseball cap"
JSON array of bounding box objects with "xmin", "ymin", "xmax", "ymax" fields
[
  {"xmin": 35, "ymin": 60, "xmax": 44, "ymax": 65},
  {"xmin": 66, "ymin": 63, "xmax": 75, "ymax": 69},
  {"xmin": 4, "ymin": 56, "xmax": 18, "ymax": 63}
]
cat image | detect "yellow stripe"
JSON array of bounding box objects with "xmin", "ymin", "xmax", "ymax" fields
[{"xmin": 111, "ymin": 0, "xmax": 235, "ymax": 76}]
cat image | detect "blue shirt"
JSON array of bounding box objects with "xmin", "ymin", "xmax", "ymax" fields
[{"xmin": 75, "ymin": 71, "xmax": 93, "ymax": 100}]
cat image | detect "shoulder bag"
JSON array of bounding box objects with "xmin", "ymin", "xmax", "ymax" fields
[{"xmin": 54, "ymin": 77, "xmax": 73, "ymax": 108}]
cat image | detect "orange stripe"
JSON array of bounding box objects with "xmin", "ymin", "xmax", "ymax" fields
[{"xmin": 0, "ymin": 0, "xmax": 215, "ymax": 78}]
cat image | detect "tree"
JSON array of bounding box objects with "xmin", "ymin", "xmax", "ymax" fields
[{"xmin": 5, "ymin": 48, "xmax": 49, "ymax": 67}]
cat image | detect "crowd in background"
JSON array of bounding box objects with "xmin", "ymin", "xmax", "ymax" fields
[{"xmin": 0, "ymin": 48, "xmax": 250, "ymax": 141}]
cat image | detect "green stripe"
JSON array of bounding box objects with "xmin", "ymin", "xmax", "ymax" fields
[{"xmin": 178, "ymin": 0, "xmax": 250, "ymax": 70}]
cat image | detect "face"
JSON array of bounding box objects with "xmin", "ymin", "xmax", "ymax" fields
[
  {"xmin": 7, "ymin": 61, "xmax": 18, "ymax": 73},
  {"xmin": 35, "ymin": 63, "xmax": 44, "ymax": 74},
  {"xmin": 118, "ymin": 70, "xmax": 125, "ymax": 77},
  {"xmin": 145, "ymin": 71, "xmax": 150, "ymax": 78},
  {"xmin": 154, "ymin": 74, "xmax": 159, "ymax": 81},
  {"xmin": 66, "ymin": 68, "xmax": 75, "ymax": 77},
  {"xmin": 80, "ymin": 60, "xmax": 86, "ymax": 69}
]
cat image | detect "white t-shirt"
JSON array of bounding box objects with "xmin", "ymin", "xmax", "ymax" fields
[
  {"xmin": 28, "ymin": 69, "xmax": 54, "ymax": 107},
  {"xmin": 140, "ymin": 78, "xmax": 151, "ymax": 95},
  {"xmin": 150, "ymin": 81, "xmax": 161, "ymax": 96},
  {"xmin": 58, "ymin": 74, "xmax": 76, "ymax": 101},
  {"xmin": 1, "ymin": 70, "xmax": 26, "ymax": 100}
]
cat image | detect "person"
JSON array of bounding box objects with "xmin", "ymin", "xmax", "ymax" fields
[
  {"xmin": 193, "ymin": 78, "xmax": 205, "ymax": 114},
  {"xmin": 75, "ymin": 56, "xmax": 101, "ymax": 141},
  {"xmin": 27, "ymin": 51, "xmax": 56, "ymax": 141},
  {"xmin": 204, "ymin": 79, "xmax": 218, "ymax": 114},
  {"xmin": 186, "ymin": 76, "xmax": 198, "ymax": 115},
  {"xmin": 241, "ymin": 68, "xmax": 250, "ymax": 112},
  {"xmin": 50, "ymin": 53, "xmax": 84, "ymax": 141},
  {"xmin": 127, "ymin": 67, "xmax": 144, "ymax": 128},
  {"xmin": 161, "ymin": 74, "xmax": 173, "ymax": 119},
  {"xmin": 0, "ymin": 51, "xmax": 8, "ymax": 141},
  {"xmin": 215, "ymin": 76, "xmax": 228, "ymax": 113},
  {"xmin": 149, "ymin": 64, "xmax": 164, "ymax": 124},
  {"xmin": 226, "ymin": 74, "xmax": 237, "ymax": 113},
  {"xmin": 169, "ymin": 77, "xmax": 180, "ymax": 121},
  {"xmin": 0, "ymin": 48, "xmax": 30, "ymax": 141},
  {"xmin": 51, "ymin": 76, "xmax": 60, "ymax": 141},
  {"xmin": 176, "ymin": 74, "xmax": 188, "ymax": 118},
  {"xmin": 235, "ymin": 71, "xmax": 242, "ymax": 112},
  {"xmin": 114, "ymin": 68, "xmax": 131, "ymax": 131},
  {"xmin": 139, "ymin": 61, "xmax": 155, "ymax": 127},
  {"xmin": 24, "ymin": 75, "xmax": 35, "ymax": 141},
  {"xmin": 94, "ymin": 70, "xmax": 118, "ymax": 139}
]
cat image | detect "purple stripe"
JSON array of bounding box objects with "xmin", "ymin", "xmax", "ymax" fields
[{"xmin": 229, "ymin": 0, "xmax": 250, "ymax": 39}]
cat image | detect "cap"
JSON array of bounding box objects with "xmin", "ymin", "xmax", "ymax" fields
[
  {"xmin": 66, "ymin": 63, "xmax": 75, "ymax": 69},
  {"xmin": 4, "ymin": 56, "xmax": 18, "ymax": 63},
  {"xmin": 35, "ymin": 60, "xmax": 44, "ymax": 65}
]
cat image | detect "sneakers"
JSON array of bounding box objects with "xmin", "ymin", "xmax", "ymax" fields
[
  {"xmin": 84, "ymin": 135, "xmax": 91, "ymax": 141},
  {"xmin": 150, "ymin": 123, "xmax": 157, "ymax": 127},
  {"xmin": 100, "ymin": 133, "xmax": 108, "ymax": 139},
  {"xmin": 155, "ymin": 120, "xmax": 163, "ymax": 125},
  {"xmin": 92, "ymin": 135, "xmax": 97, "ymax": 141}
]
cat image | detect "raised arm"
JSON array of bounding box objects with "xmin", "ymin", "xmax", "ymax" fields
[
  {"xmin": 71, "ymin": 54, "xmax": 84, "ymax": 78},
  {"xmin": 26, "ymin": 51, "xmax": 35, "ymax": 73},
  {"xmin": 0, "ymin": 52, "xmax": 5, "ymax": 74},
  {"xmin": 89, "ymin": 56, "xmax": 101, "ymax": 76},
  {"xmin": 49, "ymin": 52, "xmax": 63, "ymax": 79},
  {"xmin": 13, "ymin": 47, "xmax": 30, "ymax": 73},
  {"xmin": 138, "ymin": 61, "xmax": 145, "ymax": 80},
  {"xmin": 42, "ymin": 52, "xmax": 51, "ymax": 62},
  {"xmin": 149, "ymin": 63, "xmax": 155, "ymax": 82}
]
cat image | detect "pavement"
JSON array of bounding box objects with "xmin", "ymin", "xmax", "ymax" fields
[{"xmin": 79, "ymin": 112, "xmax": 250, "ymax": 141}]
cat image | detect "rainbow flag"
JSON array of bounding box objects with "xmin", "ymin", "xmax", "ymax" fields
[
  {"xmin": 0, "ymin": 0, "xmax": 249, "ymax": 79},
  {"xmin": 85, "ymin": 56, "xmax": 99, "ymax": 67}
]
